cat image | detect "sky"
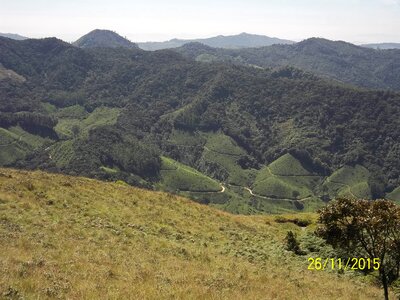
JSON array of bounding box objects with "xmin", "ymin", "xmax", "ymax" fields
[{"xmin": 0, "ymin": 0, "xmax": 399, "ymax": 44}]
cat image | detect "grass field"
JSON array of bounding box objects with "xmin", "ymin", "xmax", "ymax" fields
[
  {"xmin": 0, "ymin": 168, "xmax": 388, "ymax": 299},
  {"xmin": 158, "ymin": 156, "xmax": 221, "ymax": 192}
]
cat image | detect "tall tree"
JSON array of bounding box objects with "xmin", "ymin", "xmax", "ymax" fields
[{"xmin": 317, "ymin": 198, "xmax": 400, "ymax": 300}]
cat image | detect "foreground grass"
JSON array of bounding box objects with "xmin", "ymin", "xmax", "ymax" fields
[{"xmin": 0, "ymin": 168, "xmax": 387, "ymax": 299}]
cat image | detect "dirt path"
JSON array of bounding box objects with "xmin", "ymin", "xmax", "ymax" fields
[
  {"xmin": 228, "ymin": 184, "xmax": 312, "ymax": 203},
  {"xmin": 180, "ymin": 183, "xmax": 226, "ymax": 194},
  {"xmin": 203, "ymin": 145, "xmax": 242, "ymax": 157}
]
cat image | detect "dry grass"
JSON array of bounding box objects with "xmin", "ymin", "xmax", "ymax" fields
[{"xmin": 0, "ymin": 168, "xmax": 388, "ymax": 299}]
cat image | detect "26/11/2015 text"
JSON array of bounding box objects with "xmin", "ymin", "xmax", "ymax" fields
[{"xmin": 308, "ymin": 257, "xmax": 380, "ymax": 271}]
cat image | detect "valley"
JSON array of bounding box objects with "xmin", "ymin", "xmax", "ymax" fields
[{"xmin": 0, "ymin": 34, "xmax": 399, "ymax": 215}]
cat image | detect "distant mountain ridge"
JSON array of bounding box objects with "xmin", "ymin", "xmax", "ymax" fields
[
  {"xmin": 361, "ymin": 43, "xmax": 400, "ymax": 50},
  {"xmin": 175, "ymin": 37, "xmax": 400, "ymax": 91},
  {"xmin": 138, "ymin": 32, "xmax": 294, "ymax": 50},
  {"xmin": 0, "ymin": 33, "xmax": 28, "ymax": 40},
  {"xmin": 73, "ymin": 29, "xmax": 138, "ymax": 49}
]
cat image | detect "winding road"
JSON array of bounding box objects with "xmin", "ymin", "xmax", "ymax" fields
[{"xmin": 228, "ymin": 184, "xmax": 312, "ymax": 203}]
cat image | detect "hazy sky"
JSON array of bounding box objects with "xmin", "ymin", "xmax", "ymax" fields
[{"xmin": 1, "ymin": 0, "xmax": 399, "ymax": 43}]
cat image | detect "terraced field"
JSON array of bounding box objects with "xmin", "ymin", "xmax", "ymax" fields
[
  {"xmin": 158, "ymin": 156, "xmax": 221, "ymax": 193},
  {"xmin": 322, "ymin": 165, "xmax": 372, "ymax": 200},
  {"xmin": 252, "ymin": 154, "xmax": 322, "ymax": 201},
  {"xmin": 54, "ymin": 106, "xmax": 121, "ymax": 138},
  {"xmin": 0, "ymin": 127, "xmax": 50, "ymax": 165},
  {"xmin": 200, "ymin": 132, "xmax": 257, "ymax": 186}
]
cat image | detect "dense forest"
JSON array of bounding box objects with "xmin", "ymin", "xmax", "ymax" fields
[
  {"xmin": 175, "ymin": 38, "xmax": 400, "ymax": 91},
  {"xmin": 0, "ymin": 36, "xmax": 399, "ymax": 213}
]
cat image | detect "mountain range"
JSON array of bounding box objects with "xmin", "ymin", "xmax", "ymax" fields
[
  {"xmin": 0, "ymin": 33, "xmax": 399, "ymax": 214},
  {"xmin": 137, "ymin": 32, "xmax": 294, "ymax": 50},
  {"xmin": 174, "ymin": 38, "xmax": 400, "ymax": 91},
  {"xmin": 0, "ymin": 33, "xmax": 28, "ymax": 40},
  {"xmin": 70, "ymin": 30, "xmax": 400, "ymax": 91}
]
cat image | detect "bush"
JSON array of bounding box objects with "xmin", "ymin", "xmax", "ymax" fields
[{"xmin": 285, "ymin": 231, "xmax": 302, "ymax": 255}]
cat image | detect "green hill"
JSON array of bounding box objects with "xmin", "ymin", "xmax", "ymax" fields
[
  {"xmin": 268, "ymin": 153, "xmax": 312, "ymax": 176},
  {"xmin": 0, "ymin": 168, "xmax": 387, "ymax": 299},
  {"xmin": 200, "ymin": 132, "xmax": 256, "ymax": 186},
  {"xmin": 322, "ymin": 165, "xmax": 372, "ymax": 200},
  {"xmin": 73, "ymin": 29, "xmax": 138, "ymax": 49},
  {"xmin": 252, "ymin": 154, "xmax": 321, "ymax": 200},
  {"xmin": 158, "ymin": 156, "xmax": 221, "ymax": 192}
]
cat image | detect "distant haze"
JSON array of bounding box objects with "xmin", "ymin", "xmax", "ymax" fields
[{"xmin": 1, "ymin": 0, "xmax": 400, "ymax": 44}]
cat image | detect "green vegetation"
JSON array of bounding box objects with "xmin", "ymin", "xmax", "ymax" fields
[
  {"xmin": 176, "ymin": 38, "xmax": 400, "ymax": 90},
  {"xmin": 269, "ymin": 154, "xmax": 312, "ymax": 176},
  {"xmin": 317, "ymin": 198, "xmax": 400, "ymax": 300},
  {"xmin": 49, "ymin": 140, "xmax": 75, "ymax": 168},
  {"xmin": 73, "ymin": 29, "xmax": 138, "ymax": 49},
  {"xmin": 158, "ymin": 156, "xmax": 221, "ymax": 192},
  {"xmin": 200, "ymin": 132, "xmax": 256, "ymax": 186},
  {"xmin": 54, "ymin": 106, "xmax": 120, "ymax": 138},
  {"xmin": 322, "ymin": 165, "xmax": 372, "ymax": 200},
  {"xmin": 387, "ymin": 187, "xmax": 400, "ymax": 202},
  {"xmin": 0, "ymin": 36, "xmax": 399, "ymax": 213},
  {"xmin": 252, "ymin": 176, "xmax": 312, "ymax": 199},
  {"xmin": 252, "ymin": 154, "xmax": 321, "ymax": 200},
  {"xmin": 0, "ymin": 168, "xmax": 389, "ymax": 299},
  {"xmin": 0, "ymin": 127, "xmax": 50, "ymax": 165}
]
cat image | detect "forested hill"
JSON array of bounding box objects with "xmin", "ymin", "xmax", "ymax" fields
[
  {"xmin": 73, "ymin": 29, "xmax": 138, "ymax": 49},
  {"xmin": 175, "ymin": 38, "xmax": 400, "ymax": 91},
  {"xmin": 0, "ymin": 36, "xmax": 399, "ymax": 213}
]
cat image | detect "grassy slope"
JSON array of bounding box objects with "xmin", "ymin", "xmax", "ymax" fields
[
  {"xmin": 322, "ymin": 165, "xmax": 371, "ymax": 199},
  {"xmin": 387, "ymin": 187, "xmax": 400, "ymax": 202},
  {"xmin": 0, "ymin": 127, "xmax": 49, "ymax": 165},
  {"xmin": 269, "ymin": 153, "xmax": 311, "ymax": 176},
  {"xmin": 158, "ymin": 156, "xmax": 221, "ymax": 192},
  {"xmin": 201, "ymin": 132, "xmax": 257, "ymax": 186},
  {"xmin": 252, "ymin": 154, "xmax": 320, "ymax": 200},
  {"xmin": 0, "ymin": 168, "xmax": 385, "ymax": 299}
]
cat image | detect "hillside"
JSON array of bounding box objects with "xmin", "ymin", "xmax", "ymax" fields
[
  {"xmin": 175, "ymin": 38, "xmax": 400, "ymax": 91},
  {"xmin": 138, "ymin": 32, "xmax": 294, "ymax": 51},
  {"xmin": 0, "ymin": 37, "xmax": 399, "ymax": 214},
  {"xmin": 0, "ymin": 168, "xmax": 388, "ymax": 299},
  {"xmin": 73, "ymin": 29, "xmax": 138, "ymax": 49}
]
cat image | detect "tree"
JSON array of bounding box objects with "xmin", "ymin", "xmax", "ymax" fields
[{"xmin": 316, "ymin": 198, "xmax": 400, "ymax": 300}]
